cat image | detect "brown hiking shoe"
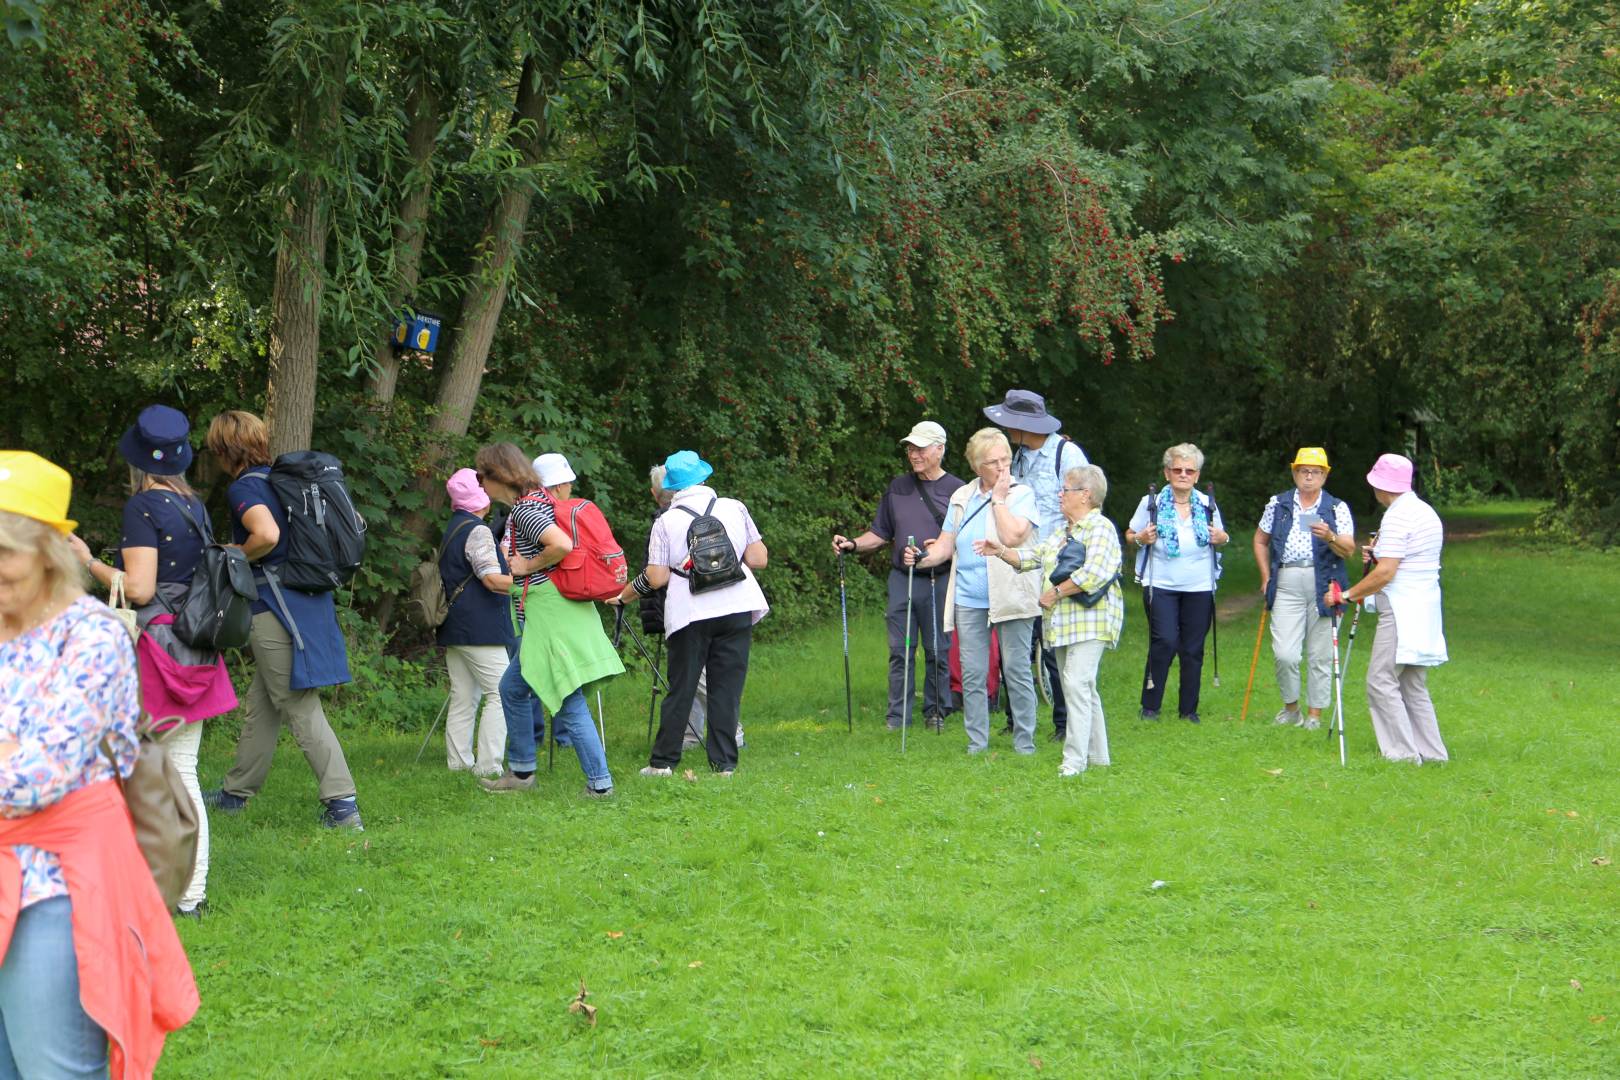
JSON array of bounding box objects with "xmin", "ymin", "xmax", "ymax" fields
[{"xmin": 479, "ymin": 770, "xmax": 535, "ymax": 793}]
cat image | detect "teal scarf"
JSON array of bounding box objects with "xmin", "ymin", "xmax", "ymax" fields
[{"xmin": 1155, "ymin": 487, "xmax": 1210, "ymax": 557}]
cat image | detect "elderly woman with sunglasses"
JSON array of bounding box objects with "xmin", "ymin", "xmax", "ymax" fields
[
  {"xmin": 975, "ymin": 464, "xmax": 1123, "ymax": 776},
  {"xmin": 1125, "ymin": 443, "xmax": 1229, "ymax": 724}
]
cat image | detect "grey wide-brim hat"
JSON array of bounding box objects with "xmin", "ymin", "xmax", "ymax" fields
[{"xmin": 982, "ymin": 389, "xmax": 1061, "ymax": 435}]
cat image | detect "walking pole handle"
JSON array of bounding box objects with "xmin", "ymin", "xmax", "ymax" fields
[{"xmin": 1329, "ymin": 581, "xmax": 1343, "ymax": 608}]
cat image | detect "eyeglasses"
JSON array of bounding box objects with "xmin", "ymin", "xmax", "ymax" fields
[
  {"xmin": 1295, "ymin": 468, "xmax": 1325, "ymax": 477},
  {"xmin": 1060, "ymin": 486, "xmax": 1088, "ymax": 494},
  {"xmin": 980, "ymin": 456, "xmax": 1011, "ymax": 468},
  {"xmin": 1167, "ymin": 466, "xmax": 1199, "ymax": 475}
]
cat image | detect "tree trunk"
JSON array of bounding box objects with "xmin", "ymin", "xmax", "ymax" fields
[
  {"xmin": 368, "ymin": 79, "xmax": 440, "ymax": 405},
  {"xmin": 402, "ymin": 56, "xmax": 552, "ymax": 538},
  {"xmin": 265, "ymin": 60, "xmax": 345, "ymax": 457}
]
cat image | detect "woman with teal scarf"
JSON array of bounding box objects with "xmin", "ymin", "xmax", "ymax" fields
[{"xmin": 1125, "ymin": 443, "xmax": 1230, "ymax": 723}]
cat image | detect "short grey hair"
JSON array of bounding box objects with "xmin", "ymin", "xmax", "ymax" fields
[
  {"xmin": 648, "ymin": 464, "xmax": 673, "ymax": 508},
  {"xmin": 1162, "ymin": 443, "xmax": 1205, "ymax": 470},
  {"xmin": 1065, "ymin": 464, "xmax": 1107, "ymax": 508}
]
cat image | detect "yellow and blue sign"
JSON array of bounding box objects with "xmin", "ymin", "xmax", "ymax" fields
[{"xmin": 392, "ymin": 310, "xmax": 442, "ymax": 354}]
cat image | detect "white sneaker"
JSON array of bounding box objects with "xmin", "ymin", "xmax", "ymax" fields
[
  {"xmin": 1273, "ymin": 708, "xmax": 1302, "ymax": 726},
  {"xmin": 1059, "ymin": 767, "xmax": 1084, "ymax": 778},
  {"xmin": 1302, "ymin": 716, "xmax": 1321, "ymax": 731},
  {"xmin": 639, "ymin": 766, "xmax": 673, "ymax": 778}
]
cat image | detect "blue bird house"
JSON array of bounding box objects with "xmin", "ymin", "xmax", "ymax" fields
[{"xmin": 391, "ymin": 310, "xmax": 442, "ymax": 354}]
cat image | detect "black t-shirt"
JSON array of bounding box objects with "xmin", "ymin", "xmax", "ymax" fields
[{"xmin": 870, "ymin": 471, "xmax": 965, "ymax": 571}]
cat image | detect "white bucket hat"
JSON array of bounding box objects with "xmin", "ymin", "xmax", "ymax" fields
[{"xmin": 533, "ymin": 453, "xmax": 577, "ymax": 487}]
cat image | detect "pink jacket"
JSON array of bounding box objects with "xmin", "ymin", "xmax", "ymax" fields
[{"xmin": 0, "ymin": 780, "xmax": 199, "ymax": 1079}]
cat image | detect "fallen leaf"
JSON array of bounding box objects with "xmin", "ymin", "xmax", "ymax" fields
[
  {"xmin": 1307, "ymin": 901, "xmax": 1318, "ymax": 909},
  {"xmin": 1546, "ymin": 808, "xmax": 1559, "ymax": 815},
  {"xmin": 1590, "ymin": 1015, "xmax": 1607, "ymax": 1024},
  {"xmin": 682, "ymin": 769, "xmax": 698, "ymax": 782},
  {"xmin": 606, "ymin": 930, "xmax": 624, "ymax": 939},
  {"xmin": 1029, "ymin": 1056, "xmax": 1044, "ymax": 1071},
  {"xmin": 688, "ymin": 960, "xmax": 703, "ymax": 969},
  {"xmin": 479, "ymin": 1038, "xmax": 501, "ymax": 1047},
  {"xmin": 1567, "ymin": 810, "xmax": 1580, "ymax": 819},
  {"xmin": 453, "ymin": 930, "xmax": 462, "ymax": 940},
  {"xmin": 1263, "ymin": 768, "xmax": 1283, "ymax": 777},
  {"xmin": 1593, "ymin": 857, "xmax": 1612, "ymax": 867},
  {"xmin": 1571, "ymin": 979, "xmax": 1584, "ymax": 992},
  {"xmin": 873, "ymin": 796, "xmax": 884, "ymax": 805},
  {"xmin": 568, "ymin": 980, "xmax": 597, "ymax": 1026}
]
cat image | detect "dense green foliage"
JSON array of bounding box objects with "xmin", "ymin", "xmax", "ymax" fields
[
  {"xmin": 3, "ymin": 1, "xmax": 1615, "ymax": 647},
  {"xmin": 166, "ymin": 508, "xmax": 1620, "ymax": 1075}
]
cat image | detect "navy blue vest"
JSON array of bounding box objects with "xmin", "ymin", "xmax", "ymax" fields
[
  {"xmin": 1264, "ymin": 489, "xmax": 1351, "ymax": 617},
  {"xmin": 435, "ymin": 511, "xmax": 516, "ymax": 648}
]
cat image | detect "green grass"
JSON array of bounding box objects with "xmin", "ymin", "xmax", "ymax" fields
[{"xmin": 166, "ymin": 503, "xmax": 1620, "ymax": 1077}]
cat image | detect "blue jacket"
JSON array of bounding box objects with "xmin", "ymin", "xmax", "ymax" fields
[
  {"xmin": 1264, "ymin": 489, "xmax": 1351, "ymax": 617},
  {"xmin": 435, "ymin": 511, "xmax": 515, "ymax": 649}
]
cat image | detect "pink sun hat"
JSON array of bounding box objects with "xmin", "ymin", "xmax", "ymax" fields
[
  {"xmin": 1365, "ymin": 453, "xmax": 1414, "ymax": 494},
  {"xmin": 446, "ymin": 467, "xmax": 490, "ymax": 514}
]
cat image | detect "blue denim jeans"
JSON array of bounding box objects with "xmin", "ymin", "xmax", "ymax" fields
[
  {"xmin": 499, "ymin": 653, "xmax": 612, "ymax": 789},
  {"xmin": 0, "ymin": 896, "xmax": 108, "ymax": 1079}
]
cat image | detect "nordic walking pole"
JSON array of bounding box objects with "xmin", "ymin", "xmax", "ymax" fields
[
  {"xmin": 1240, "ymin": 608, "xmax": 1268, "ymax": 723},
  {"xmin": 1206, "ymin": 482, "xmax": 1221, "ymax": 688},
  {"xmin": 931, "ymin": 574, "xmax": 942, "ymax": 735},
  {"xmin": 1330, "ymin": 598, "xmax": 1362, "ymax": 748},
  {"xmin": 596, "ymin": 689, "xmax": 606, "ymax": 748},
  {"xmin": 1329, "ymin": 581, "xmax": 1347, "ymax": 766},
  {"xmin": 414, "ymin": 693, "xmax": 451, "ymax": 764},
  {"xmin": 645, "ymin": 637, "xmax": 663, "ymax": 751},
  {"xmin": 901, "ymin": 535, "xmax": 916, "ymax": 752},
  {"xmin": 837, "ymin": 541, "xmax": 853, "ymax": 734},
  {"xmin": 1142, "ymin": 484, "xmax": 1158, "ymax": 693}
]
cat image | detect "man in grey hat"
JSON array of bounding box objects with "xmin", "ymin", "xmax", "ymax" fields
[
  {"xmin": 984, "ymin": 389, "xmax": 1089, "ymax": 742},
  {"xmin": 833, "ymin": 421, "xmax": 965, "ymax": 730}
]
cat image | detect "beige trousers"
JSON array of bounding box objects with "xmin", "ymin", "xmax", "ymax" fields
[
  {"xmin": 444, "ymin": 644, "xmax": 508, "ymax": 775},
  {"xmin": 1365, "ymin": 610, "xmax": 1448, "ymax": 763},
  {"xmin": 1056, "ymin": 640, "xmax": 1109, "ymax": 772},
  {"xmin": 1271, "ymin": 566, "xmax": 1334, "ymax": 711},
  {"xmin": 222, "ymin": 612, "xmax": 357, "ymax": 801}
]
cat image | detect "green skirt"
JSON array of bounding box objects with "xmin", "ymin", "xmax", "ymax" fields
[{"xmin": 510, "ymin": 580, "xmax": 625, "ymax": 713}]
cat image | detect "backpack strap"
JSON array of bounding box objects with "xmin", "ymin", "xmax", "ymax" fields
[
  {"xmin": 439, "ymin": 518, "xmax": 480, "ymax": 607},
  {"xmin": 910, "ymin": 473, "xmax": 946, "ymax": 528}
]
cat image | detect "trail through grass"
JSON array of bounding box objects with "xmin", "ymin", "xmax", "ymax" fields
[{"xmin": 167, "ymin": 504, "xmax": 1619, "ymax": 1077}]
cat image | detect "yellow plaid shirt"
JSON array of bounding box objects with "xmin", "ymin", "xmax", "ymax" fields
[{"xmin": 1016, "ymin": 509, "xmax": 1125, "ymax": 649}]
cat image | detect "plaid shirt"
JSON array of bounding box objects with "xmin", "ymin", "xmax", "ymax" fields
[{"xmin": 1016, "ymin": 509, "xmax": 1125, "ymax": 649}]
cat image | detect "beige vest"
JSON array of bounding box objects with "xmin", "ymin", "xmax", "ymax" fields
[{"xmin": 940, "ymin": 480, "xmax": 1041, "ymax": 632}]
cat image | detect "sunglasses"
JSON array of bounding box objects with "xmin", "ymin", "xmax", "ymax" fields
[{"xmin": 1167, "ymin": 466, "xmax": 1199, "ymax": 475}]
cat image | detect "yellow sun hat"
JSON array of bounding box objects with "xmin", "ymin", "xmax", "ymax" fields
[
  {"xmin": 0, "ymin": 451, "xmax": 78, "ymax": 533},
  {"xmin": 1290, "ymin": 447, "xmax": 1330, "ymax": 472}
]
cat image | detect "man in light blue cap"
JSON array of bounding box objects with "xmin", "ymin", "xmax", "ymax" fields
[{"xmin": 984, "ymin": 389, "xmax": 1089, "ymax": 742}]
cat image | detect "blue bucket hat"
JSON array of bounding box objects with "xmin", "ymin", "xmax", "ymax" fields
[
  {"xmin": 661, "ymin": 450, "xmax": 714, "ymax": 492},
  {"xmin": 983, "ymin": 389, "xmax": 1062, "ymax": 435},
  {"xmin": 118, "ymin": 404, "xmax": 194, "ymax": 476}
]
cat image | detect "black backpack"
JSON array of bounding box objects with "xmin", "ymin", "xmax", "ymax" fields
[
  {"xmin": 154, "ymin": 493, "xmax": 257, "ymax": 651},
  {"xmin": 264, "ymin": 452, "xmax": 367, "ymax": 593},
  {"xmin": 673, "ymin": 496, "xmax": 746, "ymax": 594}
]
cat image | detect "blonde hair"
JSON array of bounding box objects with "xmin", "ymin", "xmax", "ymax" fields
[
  {"xmin": 0, "ymin": 510, "xmax": 85, "ymax": 608},
  {"xmin": 206, "ymin": 411, "xmax": 272, "ymax": 477},
  {"xmin": 1162, "ymin": 443, "xmax": 1205, "ymax": 470},
  {"xmin": 649, "ymin": 465, "xmax": 673, "ymax": 509},
  {"xmin": 129, "ymin": 467, "xmax": 195, "ymax": 499},
  {"xmin": 964, "ymin": 427, "xmax": 1012, "ymax": 470},
  {"xmin": 1066, "ymin": 464, "xmax": 1108, "ymax": 508}
]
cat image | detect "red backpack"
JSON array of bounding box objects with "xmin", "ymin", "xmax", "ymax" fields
[{"xmin": 547, "ymin": 496, "xmax": 629, "ymax": 602}]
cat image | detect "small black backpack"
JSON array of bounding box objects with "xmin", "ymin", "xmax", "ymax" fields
[
  {"xmin": 155, "ymin": 493, "xmax": 257, "ymax": 651},
  {"xmin": 265, "ymin": 452, "xmax": 367, "ymax": 593},
  {"xmin": 674, "ymin": 496, "xmax": 746, "ymax": 594}
]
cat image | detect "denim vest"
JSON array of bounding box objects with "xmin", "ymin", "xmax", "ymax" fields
[
  {"xmin": 1264, "ymin": 489, "xmax": 1351, "ymax": 617},
  {"xmin": 435, "ymin": 511, "xmax": 516, "ymax": 648}
]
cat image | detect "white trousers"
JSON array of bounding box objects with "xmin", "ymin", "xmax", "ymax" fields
[
  {"xmin": 1366, "ymin": 611, "xmax": 1448, "ymax": 763},
  {"xmin": 1056, "ymin": 640, "xmax": 1109, "ymax": 772},
  {"xmin": 445, "ymin": 645, "xmax": 509, "ymax": 775},
  {"xmin": 1271, "ymin": 566, "xmax": 1334, "ymax": 711},
  {"xmin": 165, "ymin": 720, "xmax": 208, "ymax": 911}
]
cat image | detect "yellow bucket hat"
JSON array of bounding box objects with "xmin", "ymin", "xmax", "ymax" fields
[
  {"xmin": 1290, "ymin": 447, "xmax": 1330, "ymax": 472},
  {"xmin": 0, "ymin": 451, "xmax": 78, "ymax": 533}
]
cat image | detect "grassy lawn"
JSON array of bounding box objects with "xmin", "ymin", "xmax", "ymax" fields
[{"xmin": 166, "ymin": 502, "xmax": 1619, "ymax": 1077}]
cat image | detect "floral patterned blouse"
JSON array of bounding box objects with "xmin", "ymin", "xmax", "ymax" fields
[{"xmin": 1, "ymin": 596, "xmax": 139, "ymax": 908}]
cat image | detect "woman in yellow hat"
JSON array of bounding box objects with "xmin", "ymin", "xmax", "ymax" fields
[
  {"xmin": 1251, "ymin": 448, "xmax": 1357, "ymax": 729},
  {"xmin": 0, "ymin": 451, "xmax": 198, "ymax": 1076}
]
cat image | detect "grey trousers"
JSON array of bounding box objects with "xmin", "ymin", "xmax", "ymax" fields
[
  {"xmin": 954, "ymin": 606, "xmax": 1037, "ymax": 753},
  {"xmin": 885, "ymin": 569, "xmax": 954, "ymax": 727},
  {"xmin": 222, "ymin": 612, "xmax": 358, "ymax": 802},
  {"xmin": 1271, "ymin": 566, "xmax": 1334, "ymax": 711},
  {"xmin": 1365, "ymin": 610, "xmax": 1448, "ymax": 763}
]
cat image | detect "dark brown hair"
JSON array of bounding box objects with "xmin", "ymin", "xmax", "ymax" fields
[{"xmin": 474, "ymin": 442, "xmax": 539, "ymax": 493}]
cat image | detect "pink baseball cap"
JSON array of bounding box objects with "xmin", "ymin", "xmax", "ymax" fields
[
  {"xmin": 446, "ymin": 467, "xmax": 490, "ymax": 514},
  {"xmin": 1365, "ymin": 453, "xmax": 1414, "ymax": 494}
]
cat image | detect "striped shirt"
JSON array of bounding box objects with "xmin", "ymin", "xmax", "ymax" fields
[
  {"xmin": 1015, "ymin": 509, "xmax": 1125, "ymax": 649},
  {"xmin": 504, "ymin": 494, "xmax": 558, "ymax": 588},
  {"xmin": 1373, "ymin": 492, "xmax": 1443, "ymax": 572}
]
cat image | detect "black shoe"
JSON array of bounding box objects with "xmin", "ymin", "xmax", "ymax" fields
[
  {"xmin": 175, "ymin": 901, "xmax": 209, "ymax": 921},
  {"xmin": 1048, "ymin": 729, "xmax": 1066, "ymax": 742},
  {"xmin": 203, "ymin": 789, "xmax": 247, "ymax": 814},
  {"xmin": 999, "ymin": 721, "xmax": 1015, "ymax": 736},
  {"xmin": 924, "ymin": 714, "xmax": 944, "ymax": 733},
  {"xmin": 1181, "ymin": 712, "xmax": 1201, "ymax": 724},
  {"xmin": 1139, "ymin": 709, "xmax": 1160, "ymax": 721}
]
